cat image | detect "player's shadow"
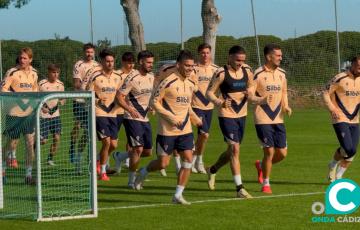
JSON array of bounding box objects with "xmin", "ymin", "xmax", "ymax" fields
[
  {"xmin": 244, "ymin": 180, "xmax": 329, "ymax": 186},
  {"xmin": 190, "ymin": 179, "xmax": 233, "ymax": 184},
  {"xmin": 98, "ymin": 198, "xmax": 165, "ymax": 204}
]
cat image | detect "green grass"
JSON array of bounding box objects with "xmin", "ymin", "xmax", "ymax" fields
[{"xmin": 1, "ymin": 108, "xmax": 360, "ymax": 229}]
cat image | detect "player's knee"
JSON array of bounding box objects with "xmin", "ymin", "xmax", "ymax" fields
[
  {"xmin": 102, "ymin": 138, "xmax": 111, "ymax": 147},
  {"xmin": 200, "ymin": 132, "xmax": 209, "ymax": 140},
  {"xmin": 142, "ymin": 149, "xmax": 152, "ymax": 157},
  {"xmin": 229, "ymin": 144, "xmax": 239, "ymax": 156},
  {"xmin": 54, "ymin": 136, "xmax": 60, "ymax": 143},
  {"xmin": 41, "ymin": 139, "xmax": 47, "ymax": 145},
  {"xmin": 110, "ymin": 142, "xmax": 118, "ymax": 150},
  {"xmin": 132, "ymin": 146, "xmax": 143, "ymax": 155},
  {"xmin": 181, "ymin": 161, "xmax": 192, "ymax": 169},
  {"xmin": 160, "ymin": 160, "xmax": 170, "ymax": 169},
  {"xmin": 341, "ymin": 146, "xmax": 357, "ymax": 159},
  {"xmin": 279, "ymin": 149, "xmax": 287, "ymax": 158}
]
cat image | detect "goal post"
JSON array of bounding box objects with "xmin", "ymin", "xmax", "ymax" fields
[{"xmin": 0, "ymin": 91, "xmax": 97, "ymax": 221}]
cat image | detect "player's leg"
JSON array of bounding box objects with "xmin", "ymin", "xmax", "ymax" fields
[
  {"xmin": 96, "ymin": 117, "xmax": 113, "ymax": 181},
  {"xmin": 70, "ymin": 121, "xmax": 80, "ymax": 162},
  {"xmin": 267, "ymin": 124, "xmax": 288, "ymax": 186},
  {"xmin": 112, "ymin": 114, "xmax": 126, "ymax": 173},
  {"xmin": 206, "ymin": 117, "xmax": 236, "ymax": 190},
  {"xmin": 135, "ymin": 135, "xmax": 174, "ymax": 190},
  {"xmin": 70, "ymin": 102, "xmax": 82, "ymax": 163},
  {"xmin": 40, "ymin": 118, "xmax": 49, "ymax": 146},
  {"xmin": 272, "ymin": 124, "xmax": 287, "ymax": 164},
  {"xmin": 135, "ymin": 155, "xmax": 171, "ymax": 190},
  {"xmin": 104, "ymin": 118, "xmax": 118, "ymax": 175},
  {"xmin": 99, "ymin": 137, "xmax": 111, "ymax": 181},
  {"xmin": 5, "ymin": 139, "xmax": 19, "ymax": 168},
  {"xmin": 77, "ymin": 128, "xmax": 88, "ymax": 156},
  {"xmin": 172, "ymin": 133, "xmax": 194, "ymax": 204},
  {"xmin": 48, "ymin": 117, "xmax": 62, "ymax": 166},
  {"xmin": 193, "ymin": 109, "xmax": 212, "ymax": 174},
  {"xmin": 261, "ymin": 147, "xmax": 274, "ymax": 193},
  {"xmin": 24, "ymin": 132, "xmax": 35, "ymax": 184},
  {"xmin": 112, "ymin": 115, "xmax": 131, "ymax": 172},
  {"xmin": 123, "ymin": 119, "xmax": 144, "ymax": 186},
  {"xmin": 173, "ymin": 149, "xmax": 192, "ymax": 205},
  {"xmin": 255, "ymin": 124, "xmax": 276, "ymax": 193},
  {"xmin": 192, "ymin": 108, "xmax": 204, "ymax": 173},
  {"xmin": 4, "ymin": 115, "xmax": 22, "ymax": 169},
  {"xmin": 128, "ymin": 146, "xmax": 143, "ymax": 187},
  {"xmin": 47, "ymin": 133, "xmax": 60, "ymax": 166},
  {"xmin": 140, "ymin": 122, "xmax": 153, "ymax": 158},
  {"xmin": 23, "ymin": 115, "xmax": 36, "ymax": 184},
  {"xmin": 231, "ymin": 117, "xmax": 251, "ymax": 198},
  {"xmin": 173, "ymin": 150, "xmax": 181, "ymax": 174},
  {"xmin": 329, "ymin": 123, "xmax": 349, "ymax": 182},
  {"xmin": 334, "ymin": 123, "xmax": 359, "ymax": 180}
]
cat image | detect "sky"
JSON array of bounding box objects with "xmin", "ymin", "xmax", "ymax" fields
[{"xmin": 0, "ymin": 0, "xmax": 359, "ymax": 45}]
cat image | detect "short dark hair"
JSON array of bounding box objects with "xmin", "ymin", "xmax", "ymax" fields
[
  {"xmin": 99, "ymin": 49, "xmax": 115, "ymax": 60},
  {"xmin": 83, "ymin": 43, "xmax": 95, "ymax": 51},
  {"xmin": 264, "ymin": 43, "xmax": 281, "ymax": 56},
  {"xmin": 176, "ymin": 50, "xmax": 194, "ymax": 63},
  {"xmin": 197, "ymin": 43, "xmax": 212, "ymax": 52},
  {"xmin": 48, "ymin": 63, "xmax": 60, "ymax": 72},
  {"xmin": 137, "ymin": 50, "xmax": 154, "ymax": 62},
  {"xmin": 122, "ymin": 52, "xmax": 135, "ymax": 62},
  {"xmin": 351, "ymin": 56, "xmax": 360, "ymax": 65},
  {"xmin": 228, "ymin": 45, "xmax": 246, "ymax": 55}
]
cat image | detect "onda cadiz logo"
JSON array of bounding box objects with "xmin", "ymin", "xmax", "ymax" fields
[{"xmin": 312, "ymin": 179, "xmax": 360, "ymax": 223}]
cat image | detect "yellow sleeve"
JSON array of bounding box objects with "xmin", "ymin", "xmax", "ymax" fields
[
  {"xmin": 206, "ymin": 71, "xmax": 224, "ymax": 105},
  {"xmin": 151, "ymin": 78, "xmax": 178, "ymax": 125},
  {"xmin": 32, "ymin": 75, "xmax": 39, "ymax": 92},
  {"xmin": 1, "ymin": 71, "xmax": 13, "ymax": 92},
  {"xmin": 323, "ymin": 76, "xmax": 339, "ymax": 111},
  {"xmin": 247, "ymin": 73, "xmax": 266, "ymax": 104},
  {"xmin": 281, "ymin": 77, "xmax": 289, "ymax": 109},
  {"xmin": 189, "ymin": 106, "xmax": 201, "ymax": 125}
]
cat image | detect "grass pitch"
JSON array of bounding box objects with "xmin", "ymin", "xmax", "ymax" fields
[{"xmin": 1, "ymin": 108, "xmax": 360, "ymax": 229}]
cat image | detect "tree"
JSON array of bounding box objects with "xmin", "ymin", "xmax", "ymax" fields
[
  {"xmin": 120, "ymin": 0, "xmax": 146, "ymax": 54},
  {"xmin": 201, "ymin": 0, "xmax": 221, "ymax": 61},
  {"xmin": 0, "ymin": 0, "xmax": 29, "ymax": 8},
  {"xmin": 97, "ymin": 37, "xmax": 112, "ymax": 49}
]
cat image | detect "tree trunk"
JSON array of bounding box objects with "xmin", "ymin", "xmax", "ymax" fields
[
  {"xmin": 120, "ymin": 0, "xmax": 146, "ymax": 54},
  {"xmin": 201, "ymin": 0, "xmax": 221, "ymax": 62}
]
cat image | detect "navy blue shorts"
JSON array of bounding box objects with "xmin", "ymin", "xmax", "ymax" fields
[
  {"xmin": 156, "ymin": 133, "xmax": 194, "ymax": 155},
  {"xmin": 96, "ymin": 117, "xmax": 118, "ymax": 140},
  {"xmin": 73, "ymin": 101, "xmax": 88, "ymax": 128},
  {"xmin": 219, "ymin": 117, "xmax": 246, "ymax": 144},
  {"xmin": 116, "ymin": 114, "xmax": 124, "ymax": 132},
  {"xmin": 3, "ymin": 115, "xmax": 35, "ymax": 139},
  {"xmin": 255, "ymin": 124, "xmax": 287, "ymax": 148},
  {"xmin": 123, "ymin": 119, "xmax": 152, "ymax": 149},
  {"xmin": 40, "ymin": 117, "xmax": 62, "ymax": 140},
  {"xmin": 333, "ymin": 122, "xmax": 359, "ymax": 159},
  {"xmin": 193, "ymin": 108, "xmax": 213, "ymax": 134}
]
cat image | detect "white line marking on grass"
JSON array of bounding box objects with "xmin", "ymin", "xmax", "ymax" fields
[{"xmin": 99, "ymin": 191, "xmax": 325, "ymax": 211}]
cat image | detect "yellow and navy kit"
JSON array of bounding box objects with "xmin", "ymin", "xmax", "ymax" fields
[
  {"xmin": 87, "ymin": 70, "xmax": 122, "ymax": 117},
  {"xmin": 73, "ymin": 59, "xmax": 99, "ymax": 90},
  {"xmin": 250, "ymin": 65, "xmax": 289, "ymax": 124},
  {"xmin": 38, "ymin": 79, "xmax": 65, "ymax": 118},
  {"xmin": 119, "ymin": 70, "xmax": 154, "ymax": 122},
  {"xmin": 1, "ymin": 66, "xmax": 39, "ymax": 117},
  {"xmin": 324, "ymin": 71, "xmax": 360, "ymax": 124},
  {"xmin": 192, "ymin": 63, "xmax": 218, "ymax": 110},
  {"xmin": 151, "ymin": 70, "xmax": 198, "ymax": 136},
  {"xmin": 206, "ymin": 64, "xmax": 253, "ymax": 118}
]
